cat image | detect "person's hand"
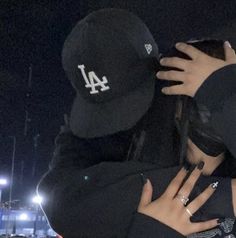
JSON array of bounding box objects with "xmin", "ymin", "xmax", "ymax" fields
[
  {"xmin": 138, "ymin": 164, "xmax": 219, "ymax": 236},
  {"xmin": 232, "ymin": 179, "xmax": 236, "ymax": 216},
  {"xmin": 156, "ymin": 41, "xmax": 236, "ymax": 97}
]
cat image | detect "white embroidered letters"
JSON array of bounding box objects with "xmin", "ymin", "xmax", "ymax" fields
[{"xmin": 78, "ymin": 64, "xmax": 110, "ymax": 94}]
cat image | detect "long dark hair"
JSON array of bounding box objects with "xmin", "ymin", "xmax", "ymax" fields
[{"xmin": 161, "ymin": 39, "xmax": 236, "ymax": 177}]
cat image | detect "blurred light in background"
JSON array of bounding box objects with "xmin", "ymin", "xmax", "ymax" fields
[
  {"xmin": 32, "ymin": 195, "xmax": 43, "ymax": 204},
  {"xmin": 0, "ymin": 178, "xmax": 7, "ymax": 186},
  {"xmin": 19, "ymin": 213, "xmax": 29, "ymax": 221}
]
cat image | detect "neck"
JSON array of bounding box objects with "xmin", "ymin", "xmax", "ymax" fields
[
  {"xmin": 186, "ymin": 139, "xmax": 225, "ymax": 175},
  {"xmin": 200, "ymin": 153, "xmax": 225, "ymax": 175}
]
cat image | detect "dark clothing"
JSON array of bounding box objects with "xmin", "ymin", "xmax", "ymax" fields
[
  {"xmin": 195, "ymin": 64, "xmax": 236, "ymax": 158},
  {"xmin": 38, "ymin": 144, "xmax": 233, "ymax": 238},
  {"xmin": 38, "ymin": 64, "xmax": 236, "ymax": 238},
  {"xmin": 128, "ymin": 213, "xmax": 184, "ymax": 238}
]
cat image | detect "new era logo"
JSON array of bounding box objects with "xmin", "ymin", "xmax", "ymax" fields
[
  {"xmin": 78, "ymin": 65, "xmax": 110, "ymax": 94},
  {"xmin": 145, "ymin": 44, "xmax": 152, "ymax": 54}
]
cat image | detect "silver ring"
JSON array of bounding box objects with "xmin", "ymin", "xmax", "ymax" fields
[
  {"xmin": 186, "ymin": 208, "xmax": 193, "ymax": 217},
  {"xmin": 176, "ymin": 194, "xmax": 189, "ymax": 206}
]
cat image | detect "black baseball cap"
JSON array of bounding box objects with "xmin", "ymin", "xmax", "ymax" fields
[{"xmin": 62, "ymin": 8, "xmax": 159, "ymax": 138}]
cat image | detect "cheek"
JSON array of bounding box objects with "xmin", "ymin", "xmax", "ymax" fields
[
  {"xmin": 187, "ymin": 148, "xmax": 196, "ymax": 164},
  {"xmin": 187, "ymin": 140, "xmax": 205, "ymax": 163}
]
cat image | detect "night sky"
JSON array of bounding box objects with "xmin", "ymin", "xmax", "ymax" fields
[{"xmin": 0, "ymin": 0, "xmax": 236, "ymax": 204}]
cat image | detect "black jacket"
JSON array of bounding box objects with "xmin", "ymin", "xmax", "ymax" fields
[{"xmin": 38, "ymin": 64, "xmax": 236, "ymax": 238}]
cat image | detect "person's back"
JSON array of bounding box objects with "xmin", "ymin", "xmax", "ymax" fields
[{"xmin": 37, "ymin": 9, "xmax": 236, "ymax": 238}]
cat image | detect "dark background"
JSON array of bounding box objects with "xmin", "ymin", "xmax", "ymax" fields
[{"xmin": 0, "ymin": 0, "xmax": 236, "ymax": 204}]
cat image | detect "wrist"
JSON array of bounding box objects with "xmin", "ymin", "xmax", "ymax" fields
[{"xmin": 232, "ymin": 179, "xmax": 236, "ymax": 216}]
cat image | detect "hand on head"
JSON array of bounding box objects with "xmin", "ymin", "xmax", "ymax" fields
[{"xmin": 157, "ymin": 41, "xmax": 236, "ymax": 97}]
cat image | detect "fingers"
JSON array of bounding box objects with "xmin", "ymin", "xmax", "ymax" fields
[
  {"xmin": 224, "ymin": 41, "xmax": 236, "ymax": 63},
  {"xmin": 175, "ymin": 42, "xmax": 208, "ymax": 60},
  {"xmin": 161, "ymin": 85, "xmax": 185, "ymax": 96},
  {"xmin": 157, "ymin": 70, "xmax": 185, "ymax": 82},
  {"xmin": 138, "ymin": 179, "xmax": 153, "ymax": 208},
  {"xmin": 191, "ymin": 219, "xmax": 219, "ymax": 234},
  {"xmin": 159, "ymin": 57, "xmax": 190, "ymax": 70},
  {"xmin": 187, "ymin": 182, "xmax": 218, "ymax": 215},
  {"xmin": 165, "ymin": 168, "xmax": 188, "ymax": 198},
  {"xmin": 176, "ymin": 162, "xmax": 204, "ymax": 199}
]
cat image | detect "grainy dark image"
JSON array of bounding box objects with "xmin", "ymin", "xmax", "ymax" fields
[{"xmin": 0, "ymin": 1, "xmax": 236, "ymax": 237}]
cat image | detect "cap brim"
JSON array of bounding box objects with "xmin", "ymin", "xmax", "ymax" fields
[{"xmin": 70, "ymin": 73, "xmax": 155, "ymax": 138}]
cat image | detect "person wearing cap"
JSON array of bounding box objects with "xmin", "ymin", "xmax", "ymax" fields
[{"xmin": 37, "ymin": 9, "xmax": 236, "ymax": 238}]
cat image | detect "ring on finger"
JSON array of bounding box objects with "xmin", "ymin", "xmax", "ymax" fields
[
  {"xmin": 176, "ymin": 194, "xmax": 189, "ymax": 206},
  {"xmin": 185, "ymin": 208, "xmax": 193, "ymax": 217}
]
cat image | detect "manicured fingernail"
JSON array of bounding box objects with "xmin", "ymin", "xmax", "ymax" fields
[
  {"xmin": 211, "ymin": 181, "xmax": 219, "ymax": 189},
  {"xmin": 156, "ymin": 71, "xmax": 160, "ymax": 77},
  {"xmin": 176, "ymin": 42, "xmax": 182, "ymax": 48},
  {"xmin": 140, "ymin": 173, "xmax": 148, "ymax": 185},
  {"xmin": 161, "ymin": 88, "xmax": 166, "ymax": 94},
  {"xmin": 217, "ymin": 218, "xmax": 225, "ymax": 224},
  {"xmin": 183, "ymin": 162, "xmax": 191, "ymax": 171},
  {"xmin": 197, "ymin": 161, "xmax": 205, "ymax": 170},
  {"xmin": 225, "ymin": 41, "xmax": 232, "ymax": 48}
]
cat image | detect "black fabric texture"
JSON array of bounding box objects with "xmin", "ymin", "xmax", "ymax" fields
[
  {"xmin": 127, "ymin": 212, "xmax": 184, "ymax": 238},
  {"xmin": 38, "ymin": 124, "xmax": 234, "ymax": 237},
  {"xmin": 62, "ymin": 9, "xmax": 159, "ymax": 138},
  {"xmin": 38, "ymin": 65, "xmax": 236, "ymax": 237},
  {"xmin": 38, "ymin": 160, "xmax": 233, "ymax": 238},
  {"xmin": 195, "ymin": 64, "xmax": 236, "ymax": 112},
  {"xmin": 194, "ymin": 64, "xmax": 236, "ymax": 157}
]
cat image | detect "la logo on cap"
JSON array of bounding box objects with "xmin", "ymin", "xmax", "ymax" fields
[{"xmin": 78, "ymin": 65, "xmax": 110, "ymax": 94}]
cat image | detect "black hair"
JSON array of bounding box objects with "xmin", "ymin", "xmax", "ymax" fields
[
  {"xmin": 167, "ymin": 39, "xmax": 225, "ymax": 165},
  {"xmin": 162, "ymin": 39, "xmax": 236, "ymax": 177},
  {"xmin": 127, "ymin": 39, "xmax": 226, "ymax": 164},
  {"xmin": 162, "ymin": 39, "xmax": 225, "ymax": 61}
]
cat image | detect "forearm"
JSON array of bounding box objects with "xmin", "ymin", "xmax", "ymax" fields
[{"xmin": 232, "ymin": 179, "xmax": 236, "ymax": 216}]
